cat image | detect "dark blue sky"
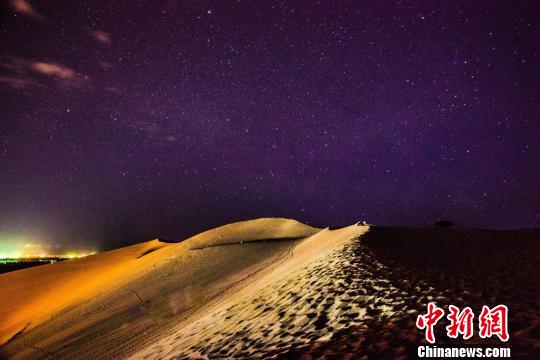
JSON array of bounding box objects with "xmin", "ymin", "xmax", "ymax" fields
[{"xmin": 1, "ymin": 1, "xmax": 539, "ymax": 250}]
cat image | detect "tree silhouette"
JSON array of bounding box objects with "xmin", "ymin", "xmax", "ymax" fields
[{"xmin": 434, "ymin": 220, "xmax": 455, "ymax": 229}]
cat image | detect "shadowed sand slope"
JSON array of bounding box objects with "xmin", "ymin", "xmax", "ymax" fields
[{"xmin": 0, "ymin": 218, "xmax": 321, "ymax": 359}]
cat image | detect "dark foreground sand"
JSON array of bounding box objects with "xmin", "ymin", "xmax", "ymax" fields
[
  {"xmin": 1, "ymin": 221, "xmax": 539, "ymax": 359},
  {"xmin": 282, "ymin": 227, "xmax": 540, "ymax": 359}
]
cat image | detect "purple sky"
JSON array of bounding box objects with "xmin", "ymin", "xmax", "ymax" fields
[{"xmin": 1, "ymin": 1, "xmax": 539, "ymax": 250}]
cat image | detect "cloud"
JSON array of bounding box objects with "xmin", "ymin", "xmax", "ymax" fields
[
  {"xmin": 9, "ymin": 0, "xmax": 45, "ymax": 20},
  {"xmin": 90, "ymin": 31, "xmax": 111, "ymax": 44},
  {"xmin": 30, "ymin": 61, "xmax": 75, "ymax": 79},
  {"xmin": 0, "ymin": 75, "xmax": 41, "ymax": 90},
  {"xmin": 0, "ymin": 56, "xmax": 87, "ymax": 91}
]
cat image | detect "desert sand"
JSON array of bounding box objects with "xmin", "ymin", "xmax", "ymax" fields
[
  {"xmin": 0, "ymin": 218, "xmax": 321, "ymax": 359},
  {"xmin": 1, "ymin": 219, "xmax": 539, "ymax": 359}
]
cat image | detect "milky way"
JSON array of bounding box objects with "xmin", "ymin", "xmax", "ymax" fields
[{"xmin": 1, "ymin": 1, "xmax": 539, "ymax": 249}]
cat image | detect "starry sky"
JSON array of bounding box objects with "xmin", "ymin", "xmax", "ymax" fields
[{"xmin": 1, "ymin": 1, "xmax": 539, "ymax": 251}]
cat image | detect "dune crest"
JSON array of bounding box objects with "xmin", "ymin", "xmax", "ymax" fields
[{"xmin": 184, "ymin": 217, "xmax": 320, "ymax": 249}]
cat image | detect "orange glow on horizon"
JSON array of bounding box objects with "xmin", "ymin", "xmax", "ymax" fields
[{"xmin": 0, "ymin": 235, "xmax": 97, "ymax": 259}]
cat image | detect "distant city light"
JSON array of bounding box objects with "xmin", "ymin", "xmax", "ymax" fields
[{"xmin": 0, "ymin": 234, "xmax": 97, "ymax": 260}]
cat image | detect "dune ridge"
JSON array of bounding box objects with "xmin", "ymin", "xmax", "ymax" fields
[{"xmin": 131, "ymin": 224, "xmax": 369, "ymax": 359}]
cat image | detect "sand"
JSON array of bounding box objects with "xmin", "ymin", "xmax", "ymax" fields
[
  {"xmin": 0, "ymin": 218, "xmax": 321, "ymax": 359},
  {"xmin": 131, "ymin": 224, "xmax": 369, "ymax": 359},
  {"xmin": 0, "ymin": 239, "xmax": 173, "ymax": 344},
  {"xmin": 1, "ymin": 220, "xmax": 539, "ymax": 359},
  {"xmin": 130, "ymin": 226, "xmax": 540, "ymax": 359}
]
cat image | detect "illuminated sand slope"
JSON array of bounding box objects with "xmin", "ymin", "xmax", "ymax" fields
[
  {"xmin": 2, "ymin": 221, "xmax": 539, "ymax": 359},
  {"xmin": 0, "ymin": 218, "xmax": 321, "ymax": 359}
]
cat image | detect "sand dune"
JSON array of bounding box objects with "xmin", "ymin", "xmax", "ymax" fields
[
  {"xmin": 0, "ymin": 218, "xmax": 321, "ymax": 359},
  {"xmin": 131, "ymin": 226, "xmax": 540, "ymax": 359},
  {"xmin": 1, "ymin": 220, "xmax": 539, "ymax": 359},
  {"xmin": 131, "ymin": 224, "xmax": 369, "ymax": 359}
]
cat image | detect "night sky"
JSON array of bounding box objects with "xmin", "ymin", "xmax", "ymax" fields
[{"xmin": 1, "ymin": 1, "xmax": 539, "ymax": 251}]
